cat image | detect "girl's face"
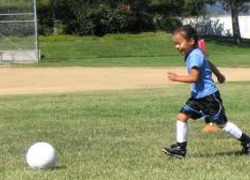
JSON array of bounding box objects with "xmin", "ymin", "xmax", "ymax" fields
[{"xmin": 173, "ymin": 33, "xmax": 195, "ymax": 56}]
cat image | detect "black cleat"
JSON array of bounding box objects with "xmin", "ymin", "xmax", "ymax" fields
[
  {"xmin": 241, "ymin": 142, "xmax": 250, "ymax": 155},
  {"xmin": 162, "ymin": 144, "xmax": 186, "ymax": 159}
]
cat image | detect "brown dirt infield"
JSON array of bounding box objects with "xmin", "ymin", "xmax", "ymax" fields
[{"xmin": 0, "ymin": 67, "xmax": 249, "ymax": 95}]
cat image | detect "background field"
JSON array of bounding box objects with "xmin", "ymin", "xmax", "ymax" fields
[
  {"xmin": 1, "ymin": 32, "xmax": 250, "ymax": 180},
  {"xmin": 37, "ymin": 32, "xmax": 250, "ymax": 67}
]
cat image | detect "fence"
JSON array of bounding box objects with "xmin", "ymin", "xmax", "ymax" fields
[{"xmin": 0, "ymin": 0, "xmax": 39, "ymax": 64}]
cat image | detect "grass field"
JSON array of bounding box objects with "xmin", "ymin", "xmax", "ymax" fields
[
  {"xmin": 1, "ymin": 32, "xmax": 250, "ymax": 179},
  {"xmin": 36, "ymin": 32, "xmax": 250, "ymax": 67},
  {"xmin": 1, "ymin": 82, "xmax": 250, "ymax": 180}
]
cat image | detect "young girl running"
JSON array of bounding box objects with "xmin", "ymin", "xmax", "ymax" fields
[
  {"xmin": 198, "ymin": 38, "xmax": 225, "ymax": 133},
  {"xmin": 162, "ymin": 25, "xmax": 250, "ymax": 158}
]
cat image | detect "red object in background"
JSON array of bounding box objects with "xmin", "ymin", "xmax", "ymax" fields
[
  {"xmin": 198, "ymin": 39, "xmax": 206, "ymax": 51},
  {"xmin": 202, "ymin": 123, "xmax": 220, "ymax": 133}
]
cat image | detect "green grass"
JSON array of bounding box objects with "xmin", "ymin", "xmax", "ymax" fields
[
  {"xmin": 1, "ymin": 32, "xmax": 249, "ymax": 67},
  {"xmin": 34, "ymin": 32, "xmax": 250, "ymax": 67},
  {"xmin": 1, "ymin": 82, "xmax": 250, "ymax": 180},
  {"xmin": 37, "ymin": 32, "xmax": 180, "ymax": 67}
]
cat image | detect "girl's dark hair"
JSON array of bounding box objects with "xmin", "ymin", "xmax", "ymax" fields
[{"xmin": 173, "ymin": 25, "xmax": 198, "ymax": 47}]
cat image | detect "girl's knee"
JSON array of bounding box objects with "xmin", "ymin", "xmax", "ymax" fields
[
  {"xmin": 214, "ymin": 119, "xmax": 228, "ymax": 128},
  {"xmin": 177, "ymin": 113, "xmax": 189, "ymax": 122}
]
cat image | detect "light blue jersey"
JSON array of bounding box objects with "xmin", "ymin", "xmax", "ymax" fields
[{"xmin": 185, "ymin": 48, "xmax": 218, "ymax": 99}]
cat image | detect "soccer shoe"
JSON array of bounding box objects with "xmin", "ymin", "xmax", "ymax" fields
[
  {"xmin": 162, "ymin": 144, "xmax": 186, "ymax": 159},
  {"xmin": 241, "ymin": 142, "xmax": 250, "ymax": 155},
  {"xmin": 202, "ymin": 123, "xmax": 220, "ymax": 133}
]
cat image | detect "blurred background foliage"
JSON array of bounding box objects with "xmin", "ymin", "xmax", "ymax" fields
[
  {"xmin": 0, "ymin": 0, "xmax": 246, "ymax": 38},
  {"xmin": 35, "ymin": 0, "xmax": 209, "ymax": 36}
]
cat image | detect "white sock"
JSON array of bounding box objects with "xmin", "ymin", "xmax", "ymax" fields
[
  {"xmin": 176, "ymin": 120, "xmax": 188, "ymax": 143},
  {"xmin": 223, "ymin": 122, "xmax": 242, "ymax": 139}
]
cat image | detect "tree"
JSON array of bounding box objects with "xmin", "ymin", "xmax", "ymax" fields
[
  {"xmin": 219, "ymin": 0, "xmax": 249, "ymax": 44},
  {"xmin": 35, "ymin": 0, "xmax": 215, "ymax": 35}
]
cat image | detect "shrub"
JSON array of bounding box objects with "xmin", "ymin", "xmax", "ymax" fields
[{"xmin": 157, "ymin": 17, "xmax": 183, "ymax": 32}]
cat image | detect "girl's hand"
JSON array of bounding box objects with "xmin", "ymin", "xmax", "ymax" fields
[
  {"xmin": 217, "ymin": 74, "xmax": 226, "ymax": 84},
  {"xmin": 167, "ymin": 72, "xmax": 178, "ymax": 81}
]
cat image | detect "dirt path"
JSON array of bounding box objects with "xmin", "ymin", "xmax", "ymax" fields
[{"xmin": 0, "ymin": 67, "xmax": 249, "ymax": 95}]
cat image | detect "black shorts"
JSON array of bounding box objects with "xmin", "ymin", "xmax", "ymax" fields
[{"xmin": 180, "ymin": 91, "xmax": 228, "ymax": 125}]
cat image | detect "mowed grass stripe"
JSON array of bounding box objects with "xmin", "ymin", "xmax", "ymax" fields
[
  {"xmin": 36, "ymin": 32, "xmax": 250, "ymax": 67},
  {"xmin": 1, "ymin": 82, "xmax": 250, "ymax": 180}
]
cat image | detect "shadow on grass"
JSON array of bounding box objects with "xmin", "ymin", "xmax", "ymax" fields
[
  {"xmin": 192, "ymin": 151, "xmax": 242, "ymax": 158},
  {"xmin": 164, "ymin": 151, "xmax": 244, "ymax": 159},
  {"xmin": 53, "ymin": 165, "xmax": 67, "ymax": 170},
  {"xmin": 25, "ymin": 166, "xmax": 67, "ymax": 171}
]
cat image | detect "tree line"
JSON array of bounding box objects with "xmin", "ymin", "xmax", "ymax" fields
[
  {"xmin": 36, "ymin": 0, "xmax": 208, "ymax": 36},
  {"xmin": 0, "ymin": 0, "xmax": 249, "ymax": 44}
]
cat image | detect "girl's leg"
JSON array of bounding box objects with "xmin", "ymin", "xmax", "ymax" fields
[
  {"xmin": 217, "ymin": 122, "xmax": 250, "ymax": 155},
  {"xmin": 218, "ymin": 122, "xmax": 243, "ymax": 140},
  {"xmin": 162, "ymin": 113, "xmax": 190, "ymax": 158},
  {"xmin": 176, "ymin": 113, "xmax": 189, "ymax": 145}
]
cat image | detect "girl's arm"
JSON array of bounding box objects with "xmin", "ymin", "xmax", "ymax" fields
[
  {"xmin": 207, "ymin": 60, "xmax": 226, "ymax": 84},
  {"xmin": 168, "ymin": 68, "xmax": 200, "ymax": 83}
]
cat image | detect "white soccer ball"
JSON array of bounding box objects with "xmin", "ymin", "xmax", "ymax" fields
[{"xmin": 26, "ymin": 142, "xmax": 57, "ymax": 169}]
